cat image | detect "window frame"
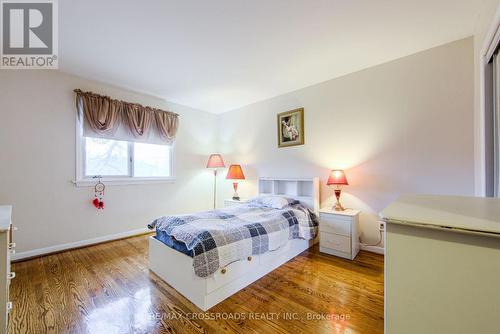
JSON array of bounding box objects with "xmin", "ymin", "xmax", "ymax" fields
[
  {"xmin": 74, "ymin": 115, "xmax": 176, "ymax": 187},
  {"xmin": 484, "ymin": 23, "xmax": 500, "ymax": 197}
]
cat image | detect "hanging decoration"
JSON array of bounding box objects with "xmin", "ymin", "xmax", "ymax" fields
[{"xmin": 92, "ymin": 176, "xmax": 105, "ymax": 210}]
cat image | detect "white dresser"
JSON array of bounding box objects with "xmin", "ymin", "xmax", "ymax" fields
[
  {"xmin": 0, "ymin": 206, "xmax": 13, "ymax": 333},
  {"xmin": 381, "ymin": 195, "xmax": 500, "ymax": 334},
  {"xmin": 319, "ymin": 208, "xmax": 360, "ymax": 260}
]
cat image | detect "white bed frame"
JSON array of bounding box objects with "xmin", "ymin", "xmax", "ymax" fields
[{"xmin": 149, "ymin": 177, "xmax": 320, "ymax": 311}]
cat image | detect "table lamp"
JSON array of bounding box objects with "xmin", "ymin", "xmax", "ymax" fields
[
  {"xmin": 206, "ymin": 154, "xmax": 225, "ymax": 209},
  {"xmin": 327, "ymin": 169, "xmax": 349, "ymax": 211},
  {"xmin": 226, "ymin": 164, "xmax": 245, "ymax": 200}
]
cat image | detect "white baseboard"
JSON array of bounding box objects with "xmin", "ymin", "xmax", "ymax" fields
[
  {"xmin": 13, "ymin": 228, "xmax": 384, "ymax": 261},
  {"xmin": 360, "ymin": 244, "xmax": 385, "ymax": 255},
  {"xmin": 12, "ymin": 227, "xmax": 150, "ymax": 261}
]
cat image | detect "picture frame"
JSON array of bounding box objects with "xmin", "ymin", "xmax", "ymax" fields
[{"xmin": 277, "ymin": 108, "xmax": 305, "ymax": 148}]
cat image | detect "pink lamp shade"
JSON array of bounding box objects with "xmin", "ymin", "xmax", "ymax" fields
[
  {"xmin": 226, "ymin": 164, "xmax": 245, "ymax": 201},
  {"xmin": 226, "ymin": 165, "xmax": 245, "ymax": 180},
  {"xmin": 207, "ymin": 154, "xmax": 225, "ymax": 209},
  {"xmin": 327, "ymin": 169, "xmax": 348, "ymax": 186},
  {"xmin": 206, "ymin": 154, "xmax": 225, "ymax": 168}
]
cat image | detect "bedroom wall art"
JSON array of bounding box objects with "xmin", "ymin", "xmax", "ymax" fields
[{"xmin": 277, "ymin": 107, "xmax": 305, "ymax": 148}]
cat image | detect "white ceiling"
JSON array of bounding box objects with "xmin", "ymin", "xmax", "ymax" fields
[{"xmin": 60, "ymin": 0, "xmax": 483, "ymax": 114}]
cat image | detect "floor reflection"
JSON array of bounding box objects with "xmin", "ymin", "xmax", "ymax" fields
[{"xmin": 86, "ymin": 287, "xmax": 156, "ymax": 334}]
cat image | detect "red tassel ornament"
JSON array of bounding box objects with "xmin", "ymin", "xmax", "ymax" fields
[{"xmin": 92, "ymin": 177, "xmax": 106, "ymax": 210}]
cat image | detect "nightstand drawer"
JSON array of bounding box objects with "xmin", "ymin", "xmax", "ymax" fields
[
  {"xmin": 320, "ymin": 232, "xmax": 351, "ymax": 253},
  {"xmin": 319, "ymin": 217, "xmax": 351, "ymax": 236},
  {"xmin": 321, "ymin": 213, "xmax": 353, "ymax": 224}
]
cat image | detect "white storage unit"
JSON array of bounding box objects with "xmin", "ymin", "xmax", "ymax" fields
[
  {"xmin": 319, "ymin": 208, "xmax": 360, "ymax": 260},
  {"xmin": 381, "ymin": 195, "xmax": 500, "ymax": 334},
  {"xmin": 0, "ymin": 206, "xmax": 14, "ymax": 333},
  {"xmin": 258, "ymin": 178, "xmax": 319, "ymax": 213}
]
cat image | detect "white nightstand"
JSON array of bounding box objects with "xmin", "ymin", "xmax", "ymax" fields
[
  {"xmin": 319, "ymin": 208, "xmax": 360, "ymax": 260},
  {"xmin": 223, "ymin": 199, "xmax": 249, "ymax": 207}
]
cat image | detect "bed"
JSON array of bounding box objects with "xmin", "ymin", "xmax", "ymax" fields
[{"xmin": 148, "ymin": 177, "xmax": 320, "ymax": 311}]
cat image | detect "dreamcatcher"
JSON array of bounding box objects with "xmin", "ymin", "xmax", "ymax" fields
[{"xmin": 92, "ymin": 176, "xmax": 105, "ymax": 210}]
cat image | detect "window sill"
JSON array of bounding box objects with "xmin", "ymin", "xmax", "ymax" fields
[{"xmin": 72, "ymin": 177, "xmax": 176, "ymax": 187}]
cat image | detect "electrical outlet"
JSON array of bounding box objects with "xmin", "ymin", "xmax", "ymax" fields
[{"xmin": 378, "ymin": 222, "xmax": 385, "ymax": 231}]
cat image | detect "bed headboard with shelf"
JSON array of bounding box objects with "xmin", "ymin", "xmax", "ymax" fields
[{"xmin": 258, "ymin": 177, "xmax": 320, "ymax": 214}]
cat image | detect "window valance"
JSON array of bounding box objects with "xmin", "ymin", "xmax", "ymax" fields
[{"xmin": 74, "ymin": 89, "xmax": 179, "ymax": 144}]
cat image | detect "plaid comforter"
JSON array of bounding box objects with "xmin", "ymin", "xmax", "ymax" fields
[{"xmin": 148, "ymin": 203, "xmax": 318, "ymax": 277}]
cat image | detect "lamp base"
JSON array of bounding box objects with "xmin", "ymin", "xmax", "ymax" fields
[
  {"xmin": 333, "ymin": 201, "xmax": 345, "ymax": 211},
  {"xmin": 333, "ymin": 188, "xmax": 345, "ymax": 211},
  {"xmin": 232, "ymin": 182, "xmax": 240, "ymax": 201}
]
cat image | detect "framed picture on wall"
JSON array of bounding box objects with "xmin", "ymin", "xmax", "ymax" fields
[{"xmin": 277, "ymin": 108, "xmax": 305, "ymax": 148}]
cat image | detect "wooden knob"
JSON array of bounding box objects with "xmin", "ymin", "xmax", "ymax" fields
[
  {"xmin": 221, "ymin": 268, "xmax": 227, "ymax": 274},
  {"xmin": 247, "ymin": 256, "xmax": 252, "ymax": 261}
]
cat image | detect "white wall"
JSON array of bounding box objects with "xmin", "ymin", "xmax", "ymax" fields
[
  {"xmin": 473, "ymin": 0, "xmax": 500, "ymax": 196},
  {"xmin": 0, "ymin": 37, "xmax": 477, "ymax": 255},
  {"xmin": 0, "ymin": 71, "xmax": 218, "ymax": 257},
  {"xmin": 217, "ymin": 38, "xmax": 475, "ymax": 245}
]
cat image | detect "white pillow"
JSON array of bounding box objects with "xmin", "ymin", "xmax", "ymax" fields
[{"xmin": 249, "ymin": 195, "xmax": 292, "ymax": 209}]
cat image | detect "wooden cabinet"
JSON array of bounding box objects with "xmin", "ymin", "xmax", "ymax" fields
[{"xmin": 0, "ymin": 206, "xmax": 13, "ymax": 333}]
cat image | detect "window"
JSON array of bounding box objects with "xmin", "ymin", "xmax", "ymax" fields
[
  {"xmin": 78, "ymin": 137, "xmax": 174, "ymax": 184},
  {"xmin": 133, "ymin": 142, "xmax": 172, "ymax": 177},
  {"xmin": 85, "ymin": 138, "xmax": 129, "ymax": 177},
  {"xmin": 74, "ymin": 90, "xmax": 178, "ymax": 185}
]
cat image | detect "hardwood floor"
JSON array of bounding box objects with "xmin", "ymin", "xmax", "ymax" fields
[{"xmin": 9, "ymin": 235, "xmax": 384, "ymax": 334}]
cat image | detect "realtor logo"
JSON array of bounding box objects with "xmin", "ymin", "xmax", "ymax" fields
[{"xmin": 1, "ymin": 0, "xmax": 58, "ymax": 69}]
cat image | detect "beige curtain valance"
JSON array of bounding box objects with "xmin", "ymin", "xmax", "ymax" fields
[{"xmin": 74, "ymin": 89, "xmax": 179, "ymax": 144}]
